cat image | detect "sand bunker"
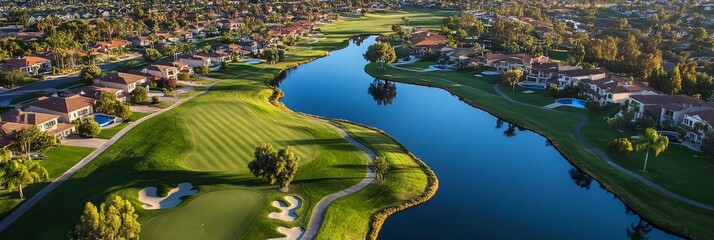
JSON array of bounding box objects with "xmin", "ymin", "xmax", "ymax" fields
[
  {"xmin": 268, "ymin": 227, "xmax": 304, "ymax": 240},
  {"xmin": 138, "ymin": 182, "xmax": 197, "ymax": 210},
  {"xmin": 268, "ymin": 196, "xmax": 301, "ymax": 221}
]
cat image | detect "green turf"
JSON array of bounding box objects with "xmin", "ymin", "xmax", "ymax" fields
[
  {"xmin": 141, "ymin": 189, "xmax": 264, "ymax": 240},
  {"xmin": 9, "ymin": 91, "xmax": 49, "ymax": 105},
  {"xmin": 397, "ymin": 60, "xmax": 436, "ymax": 70},
  {"xmin": 0, "ymin": 146, "xmax": 94, "ymax": 220},
  {"xmin": 365, "ymin": 63, "xmax": 714, "ymax": 239}
]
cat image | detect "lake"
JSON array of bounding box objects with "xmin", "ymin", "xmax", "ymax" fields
[{"xmin": 276, "ymin": 36, "xmax": 678, "ymax": 239}]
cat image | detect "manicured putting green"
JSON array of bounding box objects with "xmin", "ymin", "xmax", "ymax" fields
[{"xmin": 141, "ymin": 189, "xmax": 264, "ymax": 240}]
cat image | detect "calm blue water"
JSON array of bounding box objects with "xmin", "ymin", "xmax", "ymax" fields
[
  {"xmin": 94, "ymin": 114, "xmax": 115, "ymax": 127},
  {"xmin": 277, "ymin": 36, "xmax": 679, "ymax": 239},
  {"xmin": 557, "ymin": 98, "xmax": 587, "ymax": 109}
]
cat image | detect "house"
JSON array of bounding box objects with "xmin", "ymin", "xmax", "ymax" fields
[
  {"xmin": 69, "ymin": 86, "xmax": 127, "ymax": 102},
  {"xmin": 585, "ymin": 77, "xmax": 658, "ymax": 105},
  {"xmin": 557, "ymin": 69, "xmax": 608, "ymax": 87},
  {"xmin": 526, "ymin": 62, "xmax": 581, "ymax": 84},
  {"xmin": 153, "ymin": 60, "xmax": 193, "ymax": 75},
  {"xmin": 216, "ymin": 19, "xmax": 244, "ymax": 30},
  {"xmin": 679, "ymin": 109, "xmax": 714, "ymax": 144},
  {"xmin": 628, "ymin": 95, "xmax": 714, "ymax": 127},
  {"xmin": 90, "ymin": 40, "xmax": 131, "ymax": 54},
  {"xmin": 409, "ymin": 29, "xmax": 448, "ymax": 56},
  {"xmin": 194, "ymin": 52, "xmax": 231, "ymax": 65},
  {"xmin": 0, "ymin": 109, "xmax": 74, "ymax": 138},
  {"xmin": 478, "ymin": 53, "xmax": 549, "ymax": 73},
  {"xmin": 128, "ymin": 36, "xmax": 151, "ymax": 47},
  {"xmin": 94, "ymin": 72, "xmax": 150, "ymax": 94},
  {"xmin": 1, "ymin": 56, "xmax": 53, "ymax": 75},
  {"xmin": 178, "ymin": 54, "xmax": 211, "ymax": 68},
  {"xmin": 24, "ymin": 95, "xmax": 95, "ymax": 123},
  {"xmin": 35, "ymin": 50, "xmax": 87, "ymax": 70},
  {"xmin": 143, "ymin": 64, "xmax": 178, "ymax": 80},
  {"xmin": 0, "ymin": 122, "xmax": 33, "ymax": 147}
]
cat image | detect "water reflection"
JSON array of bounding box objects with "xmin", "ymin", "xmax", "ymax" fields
[
  {"xmin": 569, "ymin": 167, "xmax": 593, "ymax": 190},
  {"xmin": 368, "ymin": 79, "xmax": 397, "ymax": 106},
  {"xmin": 350, "ymin": 35, "xmax": 369, "ymax": 46},
  {"xmin": 627, "ymin": 219, "xmax": 654, "ymax": 240}
]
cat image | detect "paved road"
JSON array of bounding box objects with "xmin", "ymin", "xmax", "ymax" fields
[
  {"xmin": 302, "ymin": 120, "xmax": 376, "ymax": 240},
  {"xmin": 0, "ymin": 81, "xmax": 220, "ymax": 233},
  {"xmin": 387, "ymin": 65, "xmax": 714, "ymax": 211},
  {"xmin": 0, "ymin": 57, "xmax": 139, "ymax": 105}
]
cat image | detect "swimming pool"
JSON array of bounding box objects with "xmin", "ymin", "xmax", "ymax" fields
[
  {"xmin": 94, "ymin": 114, "xmax": 116, "ymax": 128},
  {"xmin": 481, "ymin": 71, "xmax": 499, "ymax": 76},
  {"xmin": 244, "ymin": 60, "xmax": 261, "ymax": 65},
  {"xmin": 429, "ymin": 65, "xmax": 451, "ymax": 70},
  {"xmin": 518, "ymin": 82, "xmax": 547, "ymax": 89},
  {"xmin": 555, "ymin": 98, "xmax": 587, "ymax": 109}
]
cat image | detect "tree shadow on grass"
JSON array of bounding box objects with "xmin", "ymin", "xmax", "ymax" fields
[{"xmin": 278, "ymin": 138, "xmax": 358, "ymax": 152}]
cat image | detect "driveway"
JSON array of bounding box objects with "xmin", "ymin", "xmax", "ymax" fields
[{"xmin": 60, "ymin": 136, "xmax": 108, "ymax": 148}]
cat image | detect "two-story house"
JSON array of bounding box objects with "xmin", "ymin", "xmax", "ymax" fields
[
  {"xmin": 628, "ymin": 95, "xmax": 714, "ymax": 127},
  {"xmin": 94, "ymin": 72, "xmax": 150, "ymax": 94},
  {"xmin": 24, "ymin": 95, "xmax": 95, "ymax": 123},
  {"xmin": 1, "ymin": 56, "xmax": 53, "ymax": 75},
  {"xmin": 0, "ymin": 109, "xmax": 74, "ymax": 138}
]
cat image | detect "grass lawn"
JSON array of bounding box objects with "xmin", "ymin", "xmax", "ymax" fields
[
  {"xmin": 497, "ymin": 84, "xmax": 554, "ymax": 106},
  {"xmin": 54, "ymin": 80, "xmax": 86, "ymax": 90},
  {"xmin": 397, "ymin": 60, "xmax": 435, "ymax": 70},
  {"xmin": 17, "ymin": 77, "xmax": 40, "ymax": 87},
  {"xmin": 0, "ymin": 146, "xmax": 94, "ymax": 220},
  {"xmin": 0, "ymin": 11, "xmax": 438, "ymax": 239},
  {"xmin": 96, "ymin": 112, "xmax": 150, "ymax": 139},
  {"xmin": 141, "ymin": 189, "xmax": 264, "ymax": 240},
  {"xmin": 549, "ymin": 49, "xmax": 569, "ymax": 62},
  {"xmin": 366, "ymin": 64, "xmax": 714, "ymax": 239}
]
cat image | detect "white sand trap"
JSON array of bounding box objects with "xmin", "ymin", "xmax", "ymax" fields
[
  {"xmin": 268, "ymin": 196, "xmax": 301, "ymax": 221},
  {"xmin": 268, "ymin": 227, "xmax": 304, "ymax": 240},
  {"xmin": 138, "ymin": 182, "xmax": 197, "ymax": 210}
]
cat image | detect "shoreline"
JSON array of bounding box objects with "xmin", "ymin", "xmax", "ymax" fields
[
  {"xmin": 265, "ymin": 38, "xmax": 439, "ymax": 239},
  {"xmin": 363, "ymin": 65, "xmax": 703, "ymax": 239}
]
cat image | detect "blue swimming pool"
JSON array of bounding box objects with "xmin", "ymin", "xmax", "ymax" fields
[
  {"xmin": 556, "ymin": 98, "xmax": 587, "ymax": 109},
  {"xmin": 94, "ymin": 114, "xmax": 116, "ymax": 128},
  {"xmin": 244, "ymin": 60, "xmax": 261, "ymax": 65},
  {"xmin": 429, "ymin": 65, "xmax": 451, "ymax": 70},
  {"xmin": 518, "ymin": 82, "xmax": 547, "ymax": 89},
  {"xmin": 481, "ymin": 71, "xmax": 499, "ymax": 76}
]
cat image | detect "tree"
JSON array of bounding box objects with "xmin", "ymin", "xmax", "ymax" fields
[
  {"xmin": 635, "ymin": 128, "xmax": 669, "ymax": 172},
  {"xmin": 1, "ymin": 159, "xmax": 48, "ymax": 199},
  {"xmin": 607, "ymin": 138, "xmax": 634, "ymax": 156},
  {"xmin": 78, "ymin": 118, "xmax": 102, "ymax": 138},
  {"xmin": 9, "ymin": 126, "xmax": 56, "ymax": 154},
  {"xmin": 95, "ymin": 91, "xmax": 118, "ymax": 114},
  {"xmin": 142, "ymin": 48, "xmax": 162, "ymax": 62},
  {"xmin": 247, "ymin": 144, "xmax": 300, "ymax": 191},
  {"xmin": 114, "ymin": 104, "xmax": 132, "ymax": 120},
  {"xmin": 0, "ymin": 70, "xmax": 25, "ymax": 88},
  {"xmin": 79, "ymin": 65, "xmax": 102, "ymax": 85},
  {"xmin": 370, "ymin": 156, "xmax": 389, "ymax": 182},
  {"xmin": 616, "ymin": 18, "xmax": 629, "ymax": 29},
  {"xmin": 131, "ymin": 87, "xmax": 148, "ymax": 104},
  {"xmin": 701, "ymin": 132, "xmax": 714, "ymax": 158},
  {"xmin": 275, "ymin": 147, "xmax": 299, "ymax": 191},
  {"xmin": 220, "ymin": 61, "xmax": 229, "ymax": 71},
  {"xmin": 499, "ymin": 68, "xmax": 524, "ymax": 92},
  {"xmin": 196, "ymin": 65, "xmax": 210, "ymax": 75},
  {"xmin": 71, "ymin": 196, "xmax": 140, "ymax": 240},
  {"xmin": 661, "ymin": 66, "xmax": 682, "ymax": 94},
  {"xmin": 363, "ymin": 42, "xmax": 396, "ymax": 71}
]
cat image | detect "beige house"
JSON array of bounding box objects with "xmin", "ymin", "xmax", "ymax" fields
[
  {"xmin": 94, "ymin": 72, "xmax": 150, "ymax": 94},
  {"xmin": 1, "ymin": 56, "xmax": 52, "ymax": 75},
  {"xmin": 144, "ymin": 64, "xmax": 177, "ymax": 79},
  {"xmin": 24, "ymin": 95, "xmax": 95, "ymax": 123},
  {"xmin": 0, "ymin": 109, "xmax": 74, "ymax": 138}
]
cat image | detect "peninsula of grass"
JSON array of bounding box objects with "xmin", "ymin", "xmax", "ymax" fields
[
  {"xmin": 0, "ymin": 12, "xmax": 442, "ymax": 238},
  {"xmin": 365, "ymin": 64, "xmax": 714, "ymax": 238}
]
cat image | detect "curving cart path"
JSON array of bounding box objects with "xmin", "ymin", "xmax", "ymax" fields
[
  {"xmin": 301, "ymin": 120, "xmax": 376, "ymax": 240},
  {"xmin": 0, "ymin": 81, "xmax": 221, "ymax": 233}
]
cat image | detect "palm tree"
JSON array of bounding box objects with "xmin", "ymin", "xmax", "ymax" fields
[
  {"xmin": 2, "ymin": 159, "xmax": 48, "ymax": 199},
  {"xmin": 635, "ymin": 128, "xmax": 669, "ymax": 172}
]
